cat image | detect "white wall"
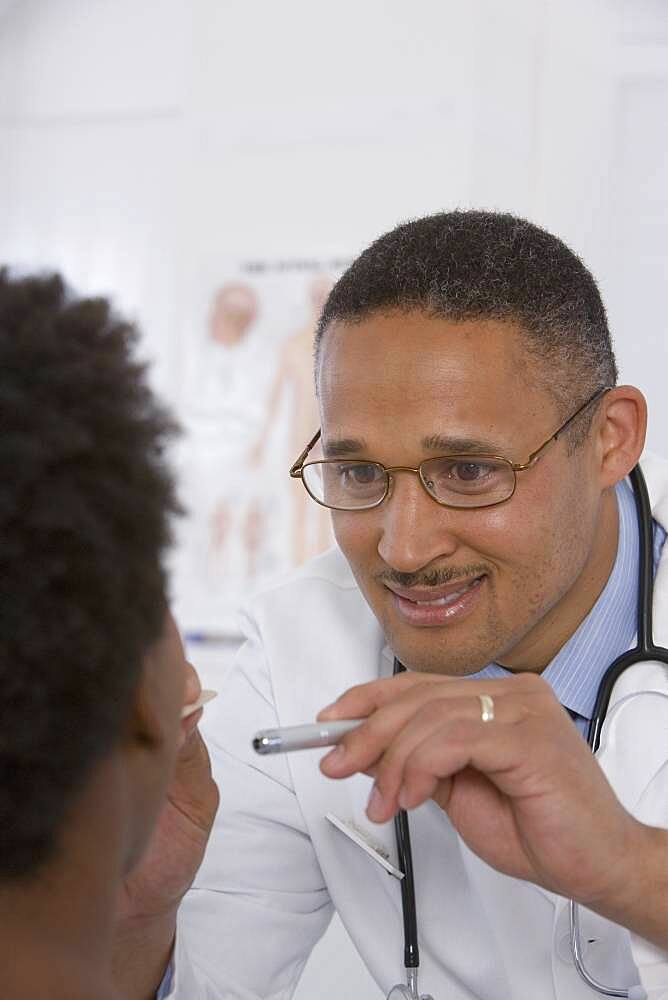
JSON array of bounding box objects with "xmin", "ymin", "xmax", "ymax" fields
[
  {"xmin": 1, "ymin": 2, "xmax": 668, "ymax": 997},
  {"xmin": 3, "ymin": 1, "xmax": 668, "ymax": 427}
]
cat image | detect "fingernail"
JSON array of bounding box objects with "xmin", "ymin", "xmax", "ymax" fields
[
  {"xmin": 398, "ymin": 787, "xmax": 411, "ymax": 810},
  {"xmin": 316, "ymin": 702, "xmax": 337, "ymax": 720},
  {"xmin": 366, "ymin": 783, "xmax": 384, "ymax": 822}
]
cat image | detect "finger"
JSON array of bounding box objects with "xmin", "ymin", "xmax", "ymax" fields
[
  {"xmin": 321, "ymin": 677, "xmax": 521, "ymax": 780},
  {"xmin": 400, "ymin": 720, "xmax": 498, "ymax": 812},
  {"xmin": 320, "ymin": 673, "xmax": 557, "ymax": 789},
  {"xmin": 365, "ymin": 697, "xmax": 493, "ymax": 820},
  {"xmin": 366, "ymin": 693, "xmax": 525, "ymax": 822},
  {"xmin": 396, "ymin": 709, "xmax": 572, "ymax": 816},
  {"xmin": 363, "ymin": 718, "xmax": 513, "ymax": 824},
  {"xmin": 317, "ymin": 669, "xmax": 547, "ymax": 723},
  {"xmin": 320, "ymin": 680, "xmax": 447, "ymax": 778}
]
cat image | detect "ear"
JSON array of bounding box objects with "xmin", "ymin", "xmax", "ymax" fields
[
  {"xmin": 127, "ymin": 664, "xmax": 164, "ymax": 751},
  {"xmin": 596, "ymin": 385, "xmax": 647, "ymax": 488},
  {"xmin": 118, "ymin": 612, "xmax": 186, "ymax": 872},
  {"xmin": 125, "ymin": 611, "xmax": 186, "ymax": 753}
]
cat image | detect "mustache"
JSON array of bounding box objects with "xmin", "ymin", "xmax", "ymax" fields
[{"xmin": 377, "ymin": 564, "xmax": 489, "ymax": 589}]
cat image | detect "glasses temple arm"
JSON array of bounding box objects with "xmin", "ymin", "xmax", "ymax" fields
[
  {"xmin": 518, "ymin": 387, "xmax": 612, "ymax": 470},
  {"xmin": 290, "ymin": 429, "xmax": 322, "ymax": 477}
]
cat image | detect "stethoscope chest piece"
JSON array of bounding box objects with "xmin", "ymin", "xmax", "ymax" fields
[{"xmin": 387, "ymin": 988, "xmax": 434, "ymax": 1000}]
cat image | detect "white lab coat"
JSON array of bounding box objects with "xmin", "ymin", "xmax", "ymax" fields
[{"xmin": 169, "ymin": 454, "xmax": 668, "ymax": 1000}]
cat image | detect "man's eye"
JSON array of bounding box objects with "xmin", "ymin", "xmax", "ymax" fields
[
  {"xmin": 451, "ymin": 462, "xmax": 489, "ymax": 482},
  {"xmin": 427, "ymin": 459, "xmax": 504, "ymax": 492},
  {"xmin": 340, "ymin": 464, "xmax": 380, "ymax": 486}
]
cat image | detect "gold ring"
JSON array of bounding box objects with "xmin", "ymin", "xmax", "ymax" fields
[{"xmin": 479, "ymin": 694, "xmax": 495, "ymax": 722}]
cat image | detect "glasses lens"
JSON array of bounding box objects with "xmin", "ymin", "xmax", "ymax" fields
[
  {"xmin": 303, "ymin": 461, "xmax": 387, "ymax": 510},
  {"xmin": 420, "ymin": 456, "xmax": 515, "ymax": 508}
]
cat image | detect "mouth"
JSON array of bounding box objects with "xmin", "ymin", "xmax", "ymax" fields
[{"xmin": 385, "ymin": 574, "xmax": 486, "ymax": 627}]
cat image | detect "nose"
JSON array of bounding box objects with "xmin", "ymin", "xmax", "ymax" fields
[{"xmin": 376, "ymin": 469, "xmax": 460, "ymax": 573}]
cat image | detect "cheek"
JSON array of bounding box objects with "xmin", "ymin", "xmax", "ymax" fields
[
  {"xmin": 462, "ymin": 498, "xmax": 548, "ymax": 566},
  {"xmin": 331, "ymin": 511, "xmax": 377, "ymax": 563},
  {"xmin": 487, "ymin": 479, "xmax": 591, "ymax": 600},
  {"xmin": 469, "ymin": 493, "xmax": 565, "ymax": 612}
]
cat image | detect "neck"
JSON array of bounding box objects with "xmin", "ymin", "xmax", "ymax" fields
[
  {"xmin": 501, "ymin": 485, "xmax": 620, "ymax": 673},
  {"xmin": 0, "ymin": 757, "xmax": 129, "ymax": 1000}
]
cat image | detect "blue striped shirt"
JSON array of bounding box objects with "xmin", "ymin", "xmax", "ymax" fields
[{"xmin": 469, "ymin": 479, "xmax": 665, "ymax": 731}]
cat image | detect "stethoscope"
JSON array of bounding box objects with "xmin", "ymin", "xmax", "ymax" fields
[{"xmin": 388, "ymin": 465, "xmax": 668, "ymax": 1000}]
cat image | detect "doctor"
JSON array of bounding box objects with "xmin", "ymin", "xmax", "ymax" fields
[{"xmin": 114, "ymin": 211, "xmax": 668, "ymax": 999}]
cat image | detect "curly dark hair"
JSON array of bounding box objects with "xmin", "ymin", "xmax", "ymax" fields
[
  {"xmin": 315, "ymin": 211, "xmax": 618, "ymax": 442},
  {"xmin": 0, "ymin": 269, "xmax": 181, "ymax": 879}
]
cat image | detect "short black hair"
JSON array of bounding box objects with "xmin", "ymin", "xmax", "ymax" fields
[
  {"xmin": 0, "ymin": 270, "xmax": 180, "ymax": 879},
  {"xmin": 315, "ymin": 211, "xmax": 618, "ymax": 435}
]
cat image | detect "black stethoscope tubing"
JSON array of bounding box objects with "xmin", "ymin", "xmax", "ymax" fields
[
  {"xmin": 392, "ymin": 463, "xmax": 668, "ymax": 987},
  {"xmin": 587, "ymin": 464, "xmax": 668, "ymax": 753},
  {"xmin": 392, "ymin": 656, "xmax": 421, "ymax": 975}
]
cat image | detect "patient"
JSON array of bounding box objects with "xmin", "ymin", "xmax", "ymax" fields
[{"xmin": 0, "ymin": 270, "xmax": 191, "ymax": 998}]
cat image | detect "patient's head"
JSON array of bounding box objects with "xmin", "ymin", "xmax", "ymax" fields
[{"xmin": 0, "ymin": 270, "xmax": 185, "ymax": 883}]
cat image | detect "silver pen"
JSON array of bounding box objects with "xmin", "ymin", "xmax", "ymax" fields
[{"xmin": 252, "ymin": 719, "xmax": 363, "ymax": 754}]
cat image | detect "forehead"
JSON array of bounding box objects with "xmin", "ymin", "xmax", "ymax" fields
[{"xmin": 317, "ymin": 311, "xmax": 556, "ymax": 452}]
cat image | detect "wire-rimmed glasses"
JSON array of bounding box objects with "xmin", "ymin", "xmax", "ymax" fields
[{"xmin": 290, "ymin": 387, "xmax": 610, "ymax": 512}]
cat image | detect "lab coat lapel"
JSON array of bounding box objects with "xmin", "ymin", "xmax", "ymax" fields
[
  {"xmin": 593, "ymin": 451, "xmax": 668, "ymax": 812},
  {"xmin": 595, "ymin": 661, "xmax": 668, "ymax": 813},
  {"xmin": 262, "ymin": 554, "xmax": 399, "ymax": 869}
]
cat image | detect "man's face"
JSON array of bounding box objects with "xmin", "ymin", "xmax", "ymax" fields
[{"xmin": 318, "ymin": 311, "xmax": 604, "ymax": 675}]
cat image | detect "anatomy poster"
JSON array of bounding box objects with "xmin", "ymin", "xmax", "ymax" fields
[{"xmin": 170, "ymin": 258, "xmax": 348, "ymax": 635}]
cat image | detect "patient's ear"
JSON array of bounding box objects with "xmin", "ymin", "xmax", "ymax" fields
[
  {"xmin": 596, "ymin": 386, "xmax": 647, "ymax": 488},
  {"xmin": 124, "ymin": 611, "xmax": 186, "ymax": 754},
  {"xmin": 128, "ymin": 611, "xmax": 186, "ymax": 747},
  {"xmin": 127, "ymin": 664, "xmax": 164, "ymax": 750},
  {"xmin": 119, "ymin": 612, "xmax": 187, "ymax": 870}
]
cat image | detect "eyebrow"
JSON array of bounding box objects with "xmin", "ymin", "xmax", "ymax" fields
[
  {"xmin": 322, "ymin": 433, "xmax": 507, "ymax": 459},
  {"xmin": 322, "ymin": 438, "xmax": 367, "ymax": 458},
  {"xmin": 421, "ymin": 433, "xmax": 506, "ymax": 455}
]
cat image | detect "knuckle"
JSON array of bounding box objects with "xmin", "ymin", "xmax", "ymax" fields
[
  {"xmin": 374, "ymin": 757, "xmax": 399, "ymax": 793},
  {"xmin": 508, "ymin": 672, "xmax": 557, "ymax": 711},
  {"xmin": 374, "ymin": 752, "xmax": 405, "ymax": 797},
  {"xmin": 446, "ymin": 715, "xmax": 478, "ymax": 743},
  {"xmin": 415, "ymin": 696, "xmax": 452, "ymax": 727},
  {"xmin": 339, "ymin": 681, "xmax": 369, "ymax": 703},
  {"xmin": 405, "ymin": 739, "xmax": 434, "ymax": 772},
  {"xmin": 342, "ymin": 717, "xmax": 387, "ymax": 764},
  {"xmin": 404, "ymin": 736, "xmax": 448, "ymax": 783},
  {"xmin": 510, "ymin": 671, "xmax": 546, "ymax": 692}
]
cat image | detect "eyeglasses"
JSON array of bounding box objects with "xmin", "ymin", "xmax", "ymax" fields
[{"xmin": 289, "ymin": 387, "xmax": 610, "ymax": 512}]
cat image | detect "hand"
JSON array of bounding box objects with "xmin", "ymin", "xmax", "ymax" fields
[
  {"xmin": 117, "ymin": 662, "xmax": 220, "ymax": 925},
  {"xmin": 318, "ymin": 671, "xmax": 645, "ymax": 913}
]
